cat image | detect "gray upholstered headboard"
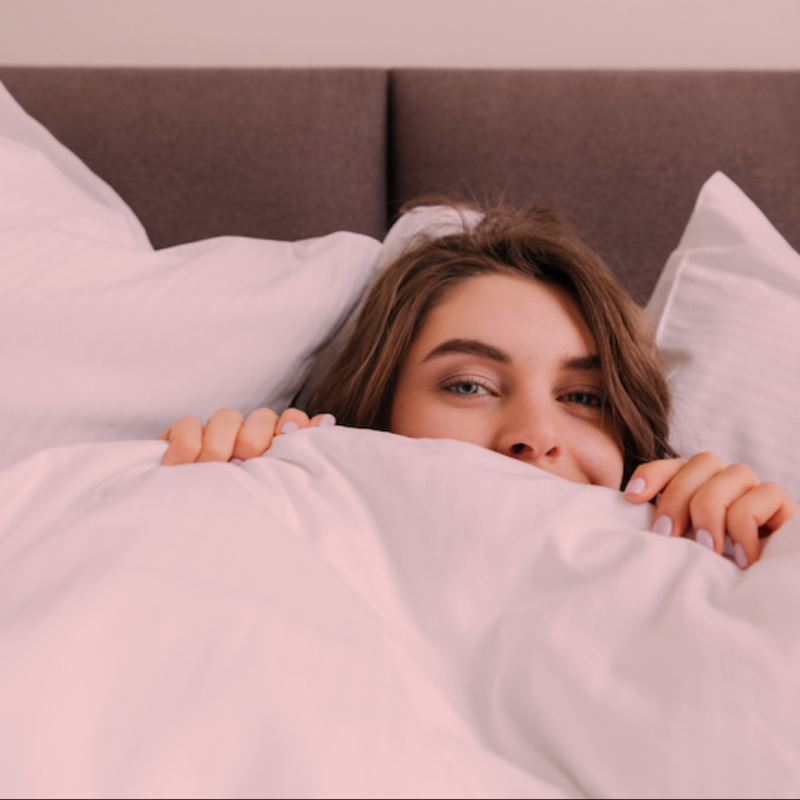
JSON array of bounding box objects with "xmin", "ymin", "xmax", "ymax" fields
[
  {"xmin": 2, "ymin": 67, "xmax": 798, "ymax": 304},
  {"xmin": 0, "ymin": 68, "xmax": 389, "ymax": 245},
  {"xmin": 389, "ymin": 69, "xmax": 800, "ymax": 303}
]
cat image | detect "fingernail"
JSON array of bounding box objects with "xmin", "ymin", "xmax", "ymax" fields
[
  {"xmin": 723, "ymin": 535, "xmax": 735, "ymax": 557},
  {"xmin": 280, "ymin": 421, "xmax": 300, "ymax": 434},
  {"xmin": 624, "ymin": 477, "xmax": 646, "ymax": 495},
  {"xmin": 651, "ymin": 516, "xmax": 673, "ymax": 536},
  {"xmin": 228, "ymin": 457, "xmax": 243, "ymax": 465},
  {"xmin": 318, "ymin": 414, "xmax": 337, "ymax": 428},
  {"xmin": 696, "ymin": 528, "xmax": 714, "ymax": 551},
  {"xmin": 734, "ymin": 543, "xmax": 749, "ymax": 569}
]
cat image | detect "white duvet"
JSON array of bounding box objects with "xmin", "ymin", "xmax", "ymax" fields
[{"xmin": 1, "ymin": 427, "xmax": 799, "ymax": 799}]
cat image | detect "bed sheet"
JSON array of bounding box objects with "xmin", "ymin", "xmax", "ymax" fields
[{"xmin": 1, "ymin": 427, "xmax": 799, "ymax": 798}]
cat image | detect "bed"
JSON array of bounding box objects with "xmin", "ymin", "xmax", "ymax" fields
[{"xmin": 1, "ymin": 67, "xmax": 800, "ymax": 798}]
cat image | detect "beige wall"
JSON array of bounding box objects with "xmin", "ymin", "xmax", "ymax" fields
[{"xmin": 1, "ymin": 0, "xmax": 798, "ymax": 69}]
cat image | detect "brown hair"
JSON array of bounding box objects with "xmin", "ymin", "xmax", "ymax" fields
[{"xmin": 307, "ymin": 197, "xmax": 677, "ymax": 488}]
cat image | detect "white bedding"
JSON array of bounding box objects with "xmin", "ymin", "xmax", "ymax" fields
[{"xmin": 1, "ymin": 427, "xmax": 799, "ymax": 798}]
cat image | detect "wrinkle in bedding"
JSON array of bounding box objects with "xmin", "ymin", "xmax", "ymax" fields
[{"xmin": 0, "ymin": 427, "xmax": 799, "ymax": 798}]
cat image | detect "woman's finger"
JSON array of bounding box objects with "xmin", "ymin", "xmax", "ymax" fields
[
  {"xmin": 277, "ymin": 410, "xmax": 337, "ymax": 435},
  {"xmin": 623, "ymin": 458, "xmax": 688, "ymax": 503},
  {"xmin": 310, "ymin": 412, "xmax": 337, "ymax": 428},
  {"xmin": 646, "ymin": 451, "xmax": 727, "ymax": 539},
  {"xmin": 683, "ymin": 462, "xmax": 760, "ymax": 557},
  {"xmin": 159, "ymin": 416, "xmax": 204, "ymax": 466},
  {"xmin": 231, "ymin": 407, "xmax": 280, "ymax": 460},
  {"xmin": 274, "ymin": 408, "xmax": 312, "ymax": 436},
  {"xmin": 196, "ymin": 408, "xmax": 244, "ymax": 463},
  {"xmin": 228, "ymin": 408, "xmax": 339, "ymax": 462},
  {"xmin": 725, "ymin": 483, "xmax": 800, "ymax": 569}
]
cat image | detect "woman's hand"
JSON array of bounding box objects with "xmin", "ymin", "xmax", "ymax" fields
[
  {"xmin": 157, "ymin": 407, "xmax": 336, "ymax": 467},
  {"xmin": 623, "ymin": 452, "xmax": 800, "ymax": 569}
]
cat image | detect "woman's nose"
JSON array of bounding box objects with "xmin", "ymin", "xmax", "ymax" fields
[
  {"xmin": 500, "ymin": 404, "xmax": 561, "ymax": 465},
  {"xmin": 508, "ymin": 438, "xmax": 559, "ymax": 463}
]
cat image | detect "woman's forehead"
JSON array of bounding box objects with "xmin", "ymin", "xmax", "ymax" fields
[{"xmin": 417, "ymin": 273, "xmax": 595, "ymax": 358}]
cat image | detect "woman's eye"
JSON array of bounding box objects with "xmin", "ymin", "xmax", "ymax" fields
[
  {"xmin": 563, "ymin": 391, "xmax": 604, "ymax": 408},
  {"xmin": 442, "ymin": 378, "xmax": 492, "ymax": 397}
]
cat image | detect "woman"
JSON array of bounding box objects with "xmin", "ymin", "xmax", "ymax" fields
[{"xmin": 158, "ymin": 199, "xmax": 799, "ymax": 569}]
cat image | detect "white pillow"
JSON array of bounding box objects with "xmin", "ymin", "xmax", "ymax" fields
[
  {"xmin": 645, "ymin": 171, "xmax": 800, "ymax": 504},
  {"xmin": 0, "ymin": 81, "xmax": 150, "ymax": 250},
  {"xmin": 0, "ymin": 82, "xmax": 383, "ymax": 472}
]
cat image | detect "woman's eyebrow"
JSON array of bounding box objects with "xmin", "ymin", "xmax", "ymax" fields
[
  {"xmin": 421, "ymin": 339, "xmax": 601, "ymax": 372},
  {"xmin": 421, "ymin": 339, "xmax": 512, "ymax": 365},
  {"xmin": 560, "ymin": 354, "xmax": 601, "ymax": 372}
]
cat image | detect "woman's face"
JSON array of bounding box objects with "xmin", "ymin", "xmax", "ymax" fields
[{"xmin": 389, "ymin": 273, "xmax": 625, "ymax": 489}]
